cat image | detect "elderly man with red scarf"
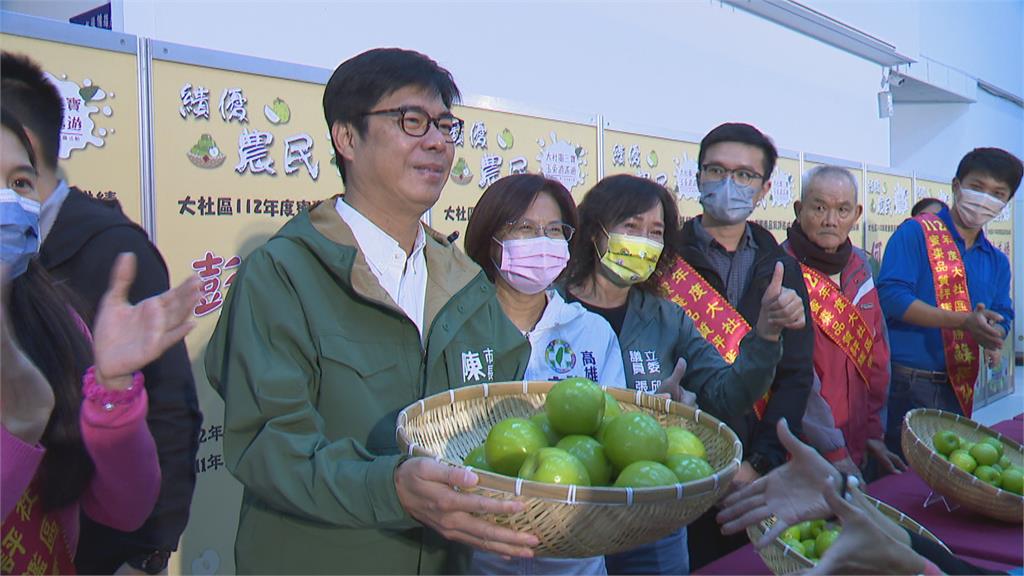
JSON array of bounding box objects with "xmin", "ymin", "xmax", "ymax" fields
[{"xmin": 782, "ymin": 165, "xmax": 905, "ymax": 480}]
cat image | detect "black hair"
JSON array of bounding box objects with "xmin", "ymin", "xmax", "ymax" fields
[
  {"xmin": 465, "ymin": 174, "xmax": 577, "ymax": 283},
  {"xmin": 955, "ymin": 147, "xmax": 1023, "ymax": 199},
  {"xmin": 910, "ymin": 197, "xmax": 947, "ymax": 217},
  {"xmin": 565, "ymin": 174, "xmax": 679, "ymax": 295},
  {"xmin": 3, "ymin": 108, "xmax": 94, "ymax": 510},
  {"xmin": 698, "ymin": 122, "xmax": 778, "ymax": 180},
  {"xmin": 323, "ymin": 48, "xmax": 460, "ymax": 183},
  {"xmin": 1, "ymin": 52, "xmax": 64, "ymax": 170},
  {"xmin": 9, "ymin": 262, "xmax": 95, "ymax": 511}
]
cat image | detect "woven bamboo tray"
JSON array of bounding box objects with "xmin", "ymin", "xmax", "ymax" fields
[
  {"xmin": 747, "ymin": 494, "xmax": 950, "ymax": 575},
  {"xmin": 395, "ymin": 381, "xmax": 742, "ymax": 557},
  {"xmin": 901, "ymin": 408, "xmax": 1023, "ymax": 523}
]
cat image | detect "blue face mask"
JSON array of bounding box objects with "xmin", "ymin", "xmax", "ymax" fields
[
  {"xmin": 699, "ymin": 177, "xmax": 757, "ymax": 224},
  {"xmin": 0, "ymin": 188, "xmax": 41, "ymax": 279}
]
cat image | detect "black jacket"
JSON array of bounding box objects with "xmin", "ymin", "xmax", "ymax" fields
[
  {"xmin": 40, "ymin": 187, "xmax": 202, "ymax": 571},
  {"xmin": 677, "ymin": 218, "xmax": 814, "ymax": 472}
]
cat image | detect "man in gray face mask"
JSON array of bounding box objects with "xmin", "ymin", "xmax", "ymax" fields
[{"xmin": 673, "ymin": 123, "xmax": 815, "ymax": 571}]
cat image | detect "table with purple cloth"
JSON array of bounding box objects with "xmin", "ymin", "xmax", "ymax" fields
[{"xmin": 697, "ymin": 415, "xmax": 1024, "ymax": 575}]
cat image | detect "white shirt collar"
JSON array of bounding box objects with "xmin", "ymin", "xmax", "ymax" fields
[
  {"xmin": 335, "ymin": 197, "xmax": 428, "ymax": 339},
  {"xmin": 335, "ymin": 197, "xmax": 426, "ymax": 266}
]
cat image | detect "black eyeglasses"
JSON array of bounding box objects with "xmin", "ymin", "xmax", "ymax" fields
[
  {"xmin": 361, "ymin": 106, "xmax": 464, "ymax": 143},
  {"xmin": 700, "ymin": 164, "xmax": 765, "ymax": 187}
]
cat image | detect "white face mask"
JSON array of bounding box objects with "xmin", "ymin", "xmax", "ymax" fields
[{"xmin": 955, "ymin": 187, "xmax": 1006, "ymax": 229}]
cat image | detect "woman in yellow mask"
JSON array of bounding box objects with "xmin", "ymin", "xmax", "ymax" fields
[{"xmin": 562, "ymin": 175, "xmax": 794, "ymax": 575}]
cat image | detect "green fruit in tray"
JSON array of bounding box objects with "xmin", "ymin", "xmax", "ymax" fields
[
  {"xmin": 613, "ymin": 461, "xmax": 678, "ymax": 488},
  {"xmin": 463, "ymin": 445, "xmax": 489, "ymax": 470},
  {"xmin": 518, "ymin": 447, "xmax": 590, "ymax": 486},
  {"xmin": 665, "ymin": 454, "xmax": 714, "ymax": 483},
  {"xmin": 530, "ymin": 412, "xmax": 562, "ymax": 446},
  {"xmin": 602, "ymin": 412, "xmax": 667, "ymax": 470},
  {"xmin": 932, "ymin": 430, "xmax": 960, "ymax": 455},
  {"xmin": 557, "ymin": 435, "xmax": 613, "ymax": 486},
  {"xmin": 545, "ymin": 378, "xmax": 605, "ymax": 436},
  {"xmin": 484, "ymin": 417, "xmax": 548, "ymax": 476},
  {"xmin": 665, "ymin": 426, "xmax": 706, "ymax": 460},
  {"xmin": 1000, "ymin": 467, "xmax": 1023, "ymax": 494}
]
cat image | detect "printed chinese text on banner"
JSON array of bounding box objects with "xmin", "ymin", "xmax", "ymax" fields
[
  {"xmin": 916, "ymin": 213, "xmax": 979, "ymax": 417},
  {"xmin": 800, "ymin": 263, "xmax": 875, "ymax": 384},
  {"xmin": 659, "ymin": 257, "xmax": 769, "ymax": 418}
]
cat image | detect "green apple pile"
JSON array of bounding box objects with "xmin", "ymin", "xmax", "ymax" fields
[
  {"xmin": 779, "ymin": 520, "xmax": 840, "ymax": 563},
  {"xmin": 462, "ymin": 378, "xmax": 716, "ymax": 487},
  {"xmin": 931, "ymin": 430, "xmax": 1023, "ymax": 495}
]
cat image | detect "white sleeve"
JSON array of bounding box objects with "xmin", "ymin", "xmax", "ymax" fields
[{"xmin": 599, "ymin": 325, "xmax": 628, "ymax": 388}]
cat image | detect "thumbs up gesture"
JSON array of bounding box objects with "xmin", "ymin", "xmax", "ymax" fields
[{"xmin": 755, "ymin": 261, "xmax": 806, "ymax": 341}]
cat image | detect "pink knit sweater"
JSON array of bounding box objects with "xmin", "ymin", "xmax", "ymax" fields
[{"xmin": 1, "ymin": 378, "xmax": 160, "ymax": 555}]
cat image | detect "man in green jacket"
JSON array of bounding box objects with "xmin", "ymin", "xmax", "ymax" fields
[{"xmin": 206, "ymin": 48, "xmax": 535, "ymax": 574}]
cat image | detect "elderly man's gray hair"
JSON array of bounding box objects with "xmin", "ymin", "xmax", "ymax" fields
[{"xmin": 801, "ymin": 165, "xmax": 858, "ymax": 201}]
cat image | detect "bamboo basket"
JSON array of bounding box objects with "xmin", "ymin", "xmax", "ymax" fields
[
  {"xmin": 901, "ymin": 408, "xmax": 1023, "ymax": 523},
  {"xmin": 395, "ymin": 381, "xmax": 742, "ymax": 557},
  {"xmin": 747, "ymin": 494, "xmax": 950, "ymax": 574}
]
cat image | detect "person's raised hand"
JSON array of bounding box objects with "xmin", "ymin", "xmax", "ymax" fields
[
  {"xmin": 755, "ymin": 262, "xmax": 805, "ymax": 341},
  {"xmin": 93, "ymin": 253, "xmax": 201, "ymax": 390}
]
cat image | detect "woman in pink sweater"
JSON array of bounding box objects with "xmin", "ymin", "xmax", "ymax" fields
[{"xmin": 1, "ymin": 108, "xmax": 200, "ymax": 572}]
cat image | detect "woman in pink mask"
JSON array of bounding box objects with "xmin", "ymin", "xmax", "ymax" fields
[{"xmin": 464, "ymin": 173, "xmax": 624, "ymax": 575}]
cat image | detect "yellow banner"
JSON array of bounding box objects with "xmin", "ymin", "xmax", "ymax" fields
[
  {"xmin": 0, "ymin": 33, "xmax": 143, "ymax": 224},
  {"xmin": 750, "ymin": 155, "xmax": 801, "ymax": 244},
  {"xmin": 151, "ymin": 54, "xmax": 339, "ymax": 575},
  {"xmin": 433, "ymin": 105, "xmax": 598, "ymax": 248},
  {"xmin": 603, "ymin": 128, "xmax": 700, "ymax": 217},
  {"xmin": 864, "ymin": 170, "xmax": 913, "ymax": 264}
]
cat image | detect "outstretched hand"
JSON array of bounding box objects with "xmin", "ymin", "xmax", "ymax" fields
[
  {"xmin": 716, "ymin": 418, "xmax": 834, "ymax": 546},
  {"xmin": 93, "ymin": 253, "xmax": 201, "ymax": 390},
  {"xmin": 807, "ymin": 481, "xmax": 924, "ymax": 575}
]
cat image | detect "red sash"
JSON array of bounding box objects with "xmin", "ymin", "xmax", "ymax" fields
[
  {"xmin": 915, "ymin": 214, "xmax": 979, "ymax": 417},
  {"xmin": 661, "ymin": 257, "xmax": 770, "ymax": 419},
  {"xmin": 1, "ymin": 482, "xmax": 76, "ymax": 575},
  {"xmin": 800, "ymin": 264, "xmax": 875, "ymax": 385}
]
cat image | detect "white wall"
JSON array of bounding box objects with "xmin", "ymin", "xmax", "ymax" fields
[
  {"xmin": 891, "ymin": 92, "xmax": 1024, "ymax": 175},
  {"xmin": 119, "ymin": 0, "xmax": 891, "ymax": 165},
  {"xmin": 804, "ymin": 0, "xmax": 1023, "ymax": 95}
]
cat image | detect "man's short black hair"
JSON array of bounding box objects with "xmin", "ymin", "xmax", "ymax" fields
[
  {"xmin": 323, "ymin": 48, "xmax": 460, "ymax": 183},
  {"xmin": 955, "ymin": 147, "xmax": 1023, "ymax": 199},
  {"xmin": 698, "ymin": 122, "xmax": 778, "ymax": 181},
  {"xmin": 1, "ymin": 52, "xmax": 63, "ymax": 170}
]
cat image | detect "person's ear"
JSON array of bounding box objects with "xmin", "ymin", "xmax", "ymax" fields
[
  {"xmin": 331, "ymin": 121, "xmax": 358, "ymax": 165},
  {"xmin": 754, "ymin": 179, "xmax": 772, "ymax": 205}
]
